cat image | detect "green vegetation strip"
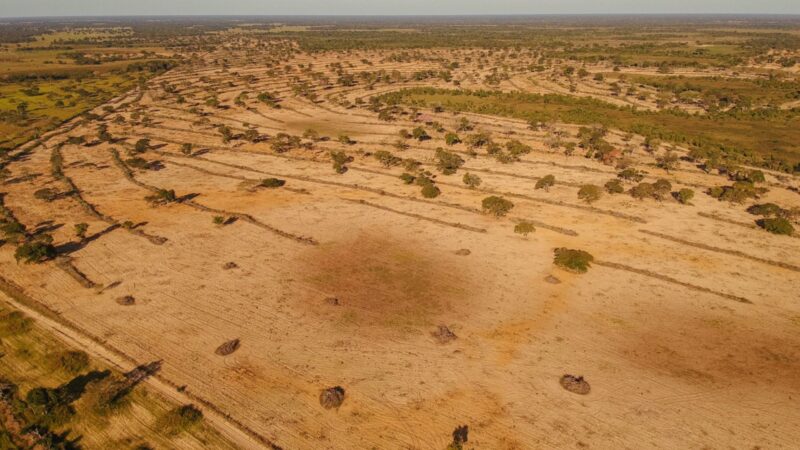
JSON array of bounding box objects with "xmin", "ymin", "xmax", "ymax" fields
[{"xmin": 378, "ymin": 87, "xmax": 800, "ymax": 172}]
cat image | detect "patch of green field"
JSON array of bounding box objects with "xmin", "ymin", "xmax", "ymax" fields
[
  {"xmin": 610, "ymin": 73, "xmax": 800, "ymax": 107},
  {"xmin": 0, "ymin": 301, "xmax": 236, "ymax": 449},
  {"xmin": 378, "ymin": 87, "xmax": 800, "ymax": 172}
]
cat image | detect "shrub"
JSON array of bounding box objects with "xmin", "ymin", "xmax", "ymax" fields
[
  {"xmin": 212, "ymin": 216, "xmax": 225, "ymax": 225},
  {"xmin": 303, "ymin": 129, "xmax": 320, "ymax": 141},
  {"xmin": 180, "ymin": 143, "xmax": 193, "ymax": 155},
  {"xmin": 577, "ymin": 184, "xmax": 602, "ymax": 204},
  {"xmin": 157, "ymin": 404, "xmax": 203, "ymax": 436},
  {"xmin": 373, "ymin": 150, "xmax": 401, "ymax": 168},
  {"xmin": 218, "ymin": 126, "xmax": 233, "ymax": 143},
  {"xmin": 674, "ymin": 188, "xmax": 695, "ymax": 204},
  {"xmin": 465, "ymin": 132, "xmax": 491, "ymax": 149},
  {"xmin": 707, "ymin": 181, "xmax": 762, "ymax": 203},
  {"xmin": 506, "ymin": 140, "xmax": 532, "ymax": 157},
  {"xmin": 553, "ymin": 248, "xmax": 594, "ymax": 273},
  {"xmin": 462, "ymin": 173, "xmax": 481, "ymax": 188},
  {"xmin": 412, "ymin": 127, "xmax": 430, "ymax": 141},
  {"xmin": 747, "ymin": 203, "xmax": 784, "ymax": 217},
  {"xmin": 15, "ymin": 240, "xmax": 56, "ymax": 264},
  {"xmin": 55, "ymin": 351, "xmax": 90, "ymax": 374},
  {"xmin": 482, "ymin": 196, "xmax": 514, "ymax": 217},
  {"xmin": 420, "ymin": 183, "xmax": 441, "ymax": 198},
  {"xmin": 445, "ymin": 133, "xmax": 461, "ymax": 145},
  {"xmin": 618, "ymin": 168, "xmax": 645, "ymax": 182},
  {"xmin": 535, "ymin": 175, "xmax": 555, "ymax": 191},
  {"xmin": 758, "ymin": 217, "xmax": 794, "ymax": 236},
  {"xmin": 84, "ymin": 375, "xmax": 133, "ymax": 416},
  {"xmin": 338, "ymin": 134, "xmax": 354, "ymax": 145},
  {"xmin": 24, "ymin": 386, "xmax": 75, "ymax": 427},
  {"xmin": 74, "ymin": 223, "xmax": 88, "ymax": 239},
  {"xmin": 652, "ymin": 179, "xmax": 672, "ymax": 200},
  {"xmin": 330, "ymin": 151, "xmax": 353, "ymax": 174},
  {"xmin": 243, "ymin": 129, "xmax": 259, "ymax": 142},
  {"xmin": 1, "ymin": 220, "xmax": 26, "ymax": 241},
  {"xmin": 260, "ymin": 178, "xmax": 286, "ymax": 188},
  {"xmin": 514, "ymin": 221, "xmax": 535, "ymax": 237},
  {"xmin": 656, "ymin": 150, "xmax": 679, "ymax": 171},
  {"xmin": 399, "ymin": 173, "xmax": 416, "ymax": 184},
  {"xmin": 145, "ymin": 189, "xmax": 177, "ymax": 205},
  {"xmin": 134, "ymin": 138, "xmax": 150, "ymax": 153},
  {"xmin": 630, "ymin": 182, "xmax": 655, "ymax": 200},
  {"xmin": 604, "ymin": 179, "xmax": 624, "ymax": 194},
  {"xmin": 0, "ymin": 310, "xmax": 32, "ymax": 336},
  {"xmin": 271, "ymin": 133, "xmax": 301, "ymax": 152},
  {"xmin": 435, "ymin": 148, "xmax": 464, "ymax": 175},
  {"xmin": 34, "ymin": 188, "xmax": 59, "ymax": 202}
]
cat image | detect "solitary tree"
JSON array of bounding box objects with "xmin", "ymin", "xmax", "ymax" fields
[
  {"xmin": 482, "ymin": 196, "xmax": 514, "ymax": 217},
  {"xmin": 577, "ymin": 184, "xmax": 602, "ymax": 204},
  {"xmin": 462, "ymin": 173, "xmax": 481, "ymax": 189},
  {"xmin": 514, "ymin": 221, "xmax": 536, "ymax": 237},
  {"xmin": 535, "ymin": 175, "xmax": 555, "ymax": 191}
]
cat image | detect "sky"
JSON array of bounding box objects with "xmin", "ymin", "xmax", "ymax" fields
[{"xmin": 2, "ymin": 0, "xmax": 799, "ymax": 17}]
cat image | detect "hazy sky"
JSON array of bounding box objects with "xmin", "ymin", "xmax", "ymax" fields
[{"xmin": 2, "ymin": 0, "xmax": 799, "ymax": 17}]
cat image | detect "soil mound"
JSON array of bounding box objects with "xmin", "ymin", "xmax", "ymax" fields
[
  {"xmin": 432, "ymin": 325, "xmax": 457, "ymax": 344},
  {"xmin": 545, "ymin": 275, "xmax": 561, "ymax": 284},
  {"xmin": 215, "ymin": 338, "xmax": 241, "ymax": 356},
  {"xmin": 116, "ymin": 295, "xmax": 135, "ymax": 306},
  {"xmin": 319, "ymin": 386, "xmax": 346, "ymax": 409},
  {"xmin": 560, "ymin": 374, "xmax": 591, "ymax": 395}
]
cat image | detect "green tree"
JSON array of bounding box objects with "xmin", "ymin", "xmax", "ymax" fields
[
  {"xmin": 74, "ymin": 223, "xmax": 88, "ymax": 239},
  {"xmin": 577, "ymin": 184, "xmax": 602, "ymax": 204},
  {"xmin": 553, "ymin": 248, "xmax": 594, "ymax": 273},
  {"xmin": 482, "ymin": 196, "xmax": 514, "ymax": 217},
  {"xmin": 535, "ymin": 175, "xmax": 555, "ymax": 191},
  {"xmin": 514, "ymin": 221, "xmax": 535, "ymax": 237},
  {"xmin": 462, "ymin": 173, "xmax": 481, "ymax": 188}
]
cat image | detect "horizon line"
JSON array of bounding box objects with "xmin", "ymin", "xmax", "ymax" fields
[{"xmin": 3, "ymin": 13, "xmax": 800, "ymax": 20}]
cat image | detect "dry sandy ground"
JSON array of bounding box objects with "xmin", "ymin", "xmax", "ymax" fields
[{"xmin": 2, "ymin": 45, "xmax": 799, "ymax": 449}]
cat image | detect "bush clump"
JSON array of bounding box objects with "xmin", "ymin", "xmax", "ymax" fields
[
  {"xmin": 652, "ymin": 179, "xmax": 672, "ymax": 201},
  {"xmin": 707, "ymin": 181, "xmax": 764, "ymax": 203},
  {"xmin": 514, "ymin": 221, "xmax": 535, "ymax": 237},
  {"xmin": 435, "ymin": 148, "xmax": 465, "ymax": 175},
  {"xmin": 15, "ymin": 239, "xmax": 57, "ymax": 264},
  {"xmin": 55, "ymin": 351, "xmax": 90, "ymax": 374},
  {"xmin": 445, "ymin": 132, "xmax": 461, "ymax": 145},
  {"xmin": 399, "ymin": 173, "xmax": 416, "ymax": 184},
  {"xmin": 157, "ymin": 404, "xmax": 203, "ymax": 436},
  {"xmin": 617, "ymin": 168, "xmax": 645, "ymax": 182},
  {"xmin": 535, "ymin": 175, "xmax": 555, "ymax": 191},
  {"xmin": 604, "ymin": 179, "xmax": 624, "ymax": 194},
  {"xmin": 674, "ymin": 188, "xmax": 695, "ymax": 204},
  {"xmin": 758, "ymin": 217, "xmax": 794, "ymax": 236},
  {"xmin": 482, "ymin": 196, "xmax": 514, "ymax": 217},
  {"xmin": 34, "ymin": 188, "xmax": 59, "ymax": 202},
  {"xmin": 747, "ymin": 203, "xmax": 784, "ymax": 217},
  {"xmin": 553, "ymin": 248, "xmax": 594, "ymax": 273},
  {"xmin": 420, "ymin": 183, "xmax": 441, "ymax": 198},
  {"xmin": 145, "ymin": 189, "xmax": 177, "ymax": 205},
  {"xmin": 373, "ymin": 150, "xmax": 401, "ymax": 168},
  {"xmin": 330, "ymin": 151, "xmax": 353, "ymax": 174},
  {"xmin": 630, "ymin": 182, "xmax": 655, "ymax": 200},
  {"xmin": 260, "ymin": 178, "xmax": 286, "ymax": 188},
  {"xmin": 462, "ymin": 172, "xmax": 481, "ymax": 188},
  {"xmin": 0, "ymin": 310, "xmax": 33, "ymax": 336},
  {"xmin": 577, "ymin": 184, "xmax": 602, "ymax": 204}
]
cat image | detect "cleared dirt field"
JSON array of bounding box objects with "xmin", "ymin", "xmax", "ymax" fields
[{"xmin": 2, "ymin": 41, "xmax": 799, "ymax": 449}]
